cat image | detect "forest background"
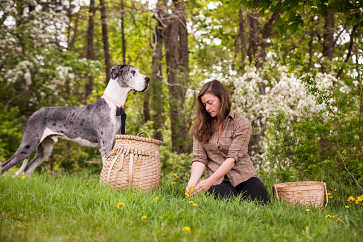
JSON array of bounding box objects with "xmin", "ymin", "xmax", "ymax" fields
[{"xmin": 0, "ymin": 0, "xmax": 362, "ymax": 193}]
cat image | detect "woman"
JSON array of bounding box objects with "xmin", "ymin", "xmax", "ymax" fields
[{"xmin": 186, "ymin": 80, "xmax": 269, "ymax": 203}]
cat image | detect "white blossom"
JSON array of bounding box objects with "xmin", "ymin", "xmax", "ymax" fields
[{"xmin": 229, "ymin": 65, "xmax": 341, "ymax": 168}]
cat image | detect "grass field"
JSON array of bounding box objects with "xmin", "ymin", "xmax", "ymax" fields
[{"xmin": 0, "ymin": 172, "xmax": 362, "ymax": 242}]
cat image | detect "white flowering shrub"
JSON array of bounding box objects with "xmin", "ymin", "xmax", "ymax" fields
[
  {"xmin": 0, "ymin": 1, "xmax": 101, "ymax": 161},
  {"xmin": 229, "ymin": 65, "xmax": 347, "ymax": 171},
  {"xmin": 0, "ymin": 1, "xmax": 101, "ymax": 105}
]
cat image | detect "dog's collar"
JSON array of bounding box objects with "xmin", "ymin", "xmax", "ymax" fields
[
  {"xmin": 102, "ymin": 94, "xmax": 125, "ymax": 109},
  {"xmin": 102, "ymin": 94, "xmax": 126, "ymax": 134}
]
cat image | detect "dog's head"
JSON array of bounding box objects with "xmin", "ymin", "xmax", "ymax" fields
[{"xmin": 111, "ymin": 65, "xmax": 150, "ymax": 92}]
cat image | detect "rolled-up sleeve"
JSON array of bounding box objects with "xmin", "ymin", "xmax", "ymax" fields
[
  {"xmin": 226, "ymin": 117, "xmax": 252, "ymax": 162},
  {"xmin": 192, "ymin": 136, "xmax": 208, "ymax": 165}
]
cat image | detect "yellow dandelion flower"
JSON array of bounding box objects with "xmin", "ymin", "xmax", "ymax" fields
[
  {"xmin": 329, "ymin": 196, "xmax": 333, "ymax": 199},
  {"xmin": 189, "ymin": 201, "xmax": 194, "ymax": 204},
  {"xmin": 154, "ymin": 196, "xmax": 159, "ymax": 201},
  {"xmin": 311, "ymin": 6, "xmax": 318, "ymax": 9},
  {"xmin": 345, "ymin": 205, "xmax": 349, "ymax": 208},
  {"xmin": 171, "ymin": 181, "xmax": 175, "ymax": 185},
  {"xmin": 327, "ymin": 192, "xmax": 332, "ymax": 196},
  {"xmin": 324, "ymin": 2, "xmax": 328, "ymax": 6},
  {"xmin": 325, "ymin": 214, "xmax": 334, "ymax": 219},
  {"xmin": 141, "ymin": 215, "xmax": 147, "ymax": 220},
  {"xmin": 183, "ymin": 226, "xmax": 191, "ymax": 232},
  {"xmin": 355, "ymin": 200, "xmax": 359, "ymax": 204},
  {"xmin": 173, "ymin": 173, "xmax": 178, "ymax": 178},
  {"xmin": 190, "ymin": 186, "xmax": 195, "ymax": 193},
  {"xmin": 192, "ymin": 203, "xmax": 199, "ymax": 207},
  {"xmin": 347, "ymin": 196, "xmax": 355, "ymax": 202},
  {"xmin": 185, "ymin": 192, "xmax": 190, "ymax": 198},
  {"xmin": 21, "ymin": 175, "xmax": 25, "ymax": 180},
  {"xmin": 305, "ymin": 209, "xmax": 311, "ymax": 212},
  {"xmin": 117, "ymin": 202, "xmax": 125, "ymax": 209}
]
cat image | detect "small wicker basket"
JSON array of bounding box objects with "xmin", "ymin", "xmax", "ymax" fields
[
  {"xmin": 273, "ymin": 181, "xmax": 328, "ymax": 207},
  {"xmin": 100, "ymin": 134, "xmax": 162, "ymax": 192}
]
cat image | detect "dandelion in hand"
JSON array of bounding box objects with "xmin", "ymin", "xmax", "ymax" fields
[{"xmin": 190, "ymin": 186, "xmax": 195, "ymax": 193}]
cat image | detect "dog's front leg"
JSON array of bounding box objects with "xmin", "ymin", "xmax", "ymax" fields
[{"xmin": 99, "ymin": 139, "xmax": 114, "ymax": 165}]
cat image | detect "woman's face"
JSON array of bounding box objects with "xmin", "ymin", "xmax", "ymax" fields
[{"xmin": 201, "ymin": 93, "xmax": 221, "ymax": 118}]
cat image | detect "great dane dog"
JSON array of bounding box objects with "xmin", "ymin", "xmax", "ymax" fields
[{"xmin": 1, "ymin": 64, "xmax": 149, "ymax": 176}]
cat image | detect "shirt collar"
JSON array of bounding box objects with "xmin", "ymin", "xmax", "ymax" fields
[{"xmin": 226, "ymin": 111, "xmax": 236, "ymax": 119}]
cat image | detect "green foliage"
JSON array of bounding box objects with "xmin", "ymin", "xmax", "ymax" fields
[
  {"xmin": 266, "ymin": 110, "xmax": 362, "ymax": 191},
  {"xmin": 160, "ymin": 146, "xmax": 193, "ymax": 183},
  {"xmin": 0, "ymin": 106, "xmax": 24, "ymax": 161}
]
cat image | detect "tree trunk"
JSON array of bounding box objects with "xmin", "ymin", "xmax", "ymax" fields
[
  {"xmin": 150, "ymin": 3, "xmax": 167, "ymax": 141},
  {"xmin": 239, "ymin": 6, "xmax": 247, "ymax": 70},
  {"xmin": 322, "ymin": 11, "xmax": 334, "ymax": 60},
  {"xmin": 120, "ymin": 0, "xmax": 126, "ymax": 64},
  {"xmin": 68, "ymin": 11, "xmax": 79, "ymax": 51},
  {"xmin": 164, "ymin": 0, "xmax": 190, "ymax": 153},
  {"xmin": 247, "ymin": 11, "xmax": 260, "ymax": 66},
  {"xmin": 85, "ymin": 0, "xmax": 96, "ymax": 100},
  {"xmin": 100, "ymin": 0, "xmax": 112, "ymax": 84},
  {"xmin": 321, "ymin": 10, "xmax": 334, "ymax": 73}
]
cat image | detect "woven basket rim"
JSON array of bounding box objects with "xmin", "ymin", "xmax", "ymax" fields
[
  {"xmin": 115, "ymin": 134, "xmax": 162, "ymax": 145},
  {"xmin": 273, "ymin": 181, "xmax": 325, "ymax": 187}
]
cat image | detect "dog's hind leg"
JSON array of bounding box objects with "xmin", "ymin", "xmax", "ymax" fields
[
  {"xmin": 1, "ymin": 142, "xmax": 39, "ymax": 174},
  {"xmin": 24, "ymin": 137, "xmax": 54, "ymax": 176},
  {"xmin": 14, "ymin": 159, "xmax": 29, "ymax": 177}
]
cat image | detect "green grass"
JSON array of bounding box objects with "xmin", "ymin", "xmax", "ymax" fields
[{"xmin": 0, "ymin": 172, "xmax": 362, "ymax": 242}]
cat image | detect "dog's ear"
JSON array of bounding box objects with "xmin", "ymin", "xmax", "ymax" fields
[{"xmin": 111, "ymin": 65, "xmax": 123, "ymax": 79}]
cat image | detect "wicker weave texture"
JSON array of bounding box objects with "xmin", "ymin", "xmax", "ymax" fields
[
  {"xmin": 100, "ymin": 135, "xmax": 162, "ymax": 192},
  {"xmin": 273, "ymin": 181, "xmax": 328, "ymax": 207}
]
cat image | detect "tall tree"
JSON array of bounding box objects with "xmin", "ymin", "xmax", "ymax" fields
[
  {"xmin": 164, "ymin": 0, "xmax": 190, "ymax": 153},
  {"xmin": 85, "ymin": 0, "xmax": 96, "ymax": 100},
  {"xmin": 100, "ymin": 0, "xmax": 111, "ymax": 83},
  {"xmin": 150, "ymin": 1, "xmax": 167, "ymax": 141},
  {"xmin": 120, "ymin": 0, "xmax": 126, "ymax": 65},
  {"xmin": 238, "ymin": 6, "xmax": 247, "ymax": 70}
]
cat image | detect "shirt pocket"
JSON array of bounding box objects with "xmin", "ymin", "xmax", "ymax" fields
[{"xmin": 218, "ymin": 136, "xmax": 232, "ymax": 154}]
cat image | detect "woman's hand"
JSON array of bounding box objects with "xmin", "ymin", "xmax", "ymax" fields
[{"xmin": 195, "ymin": 178, "xmax": 214, "ymax": 193}]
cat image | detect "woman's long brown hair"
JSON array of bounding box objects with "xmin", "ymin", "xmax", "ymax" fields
[{"xmin": 192, "ymin": 80, "xmax": 231, "ymax": 143}]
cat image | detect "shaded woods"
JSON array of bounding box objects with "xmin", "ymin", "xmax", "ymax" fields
[{"xmin": 0, "ymin": 0, "xmax": 362, "ymax": 190}]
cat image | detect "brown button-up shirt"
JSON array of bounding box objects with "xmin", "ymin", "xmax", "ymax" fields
[{"xmin": 192, "ymin": 111, "xmax": 256, "ymax": 187}]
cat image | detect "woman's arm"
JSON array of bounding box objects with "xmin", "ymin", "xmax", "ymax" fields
[
  {"xmin": 195, "ymin": 157, "xmax": 235, "ymax": 193},
  {"xmin": 186, "ymin": 161, "xmax": 205, "ymax": 193}
]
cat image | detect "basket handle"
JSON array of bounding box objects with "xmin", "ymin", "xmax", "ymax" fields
[
  {"xmin": 136, "ymin": 131, "xmax": 151, "ymax": 138},
  {"xmin": 323, "ymin": 182, "xmax": 328, "ymax": 207},
  {"xmin": 273, "ymin": 185, "xmax": 279, "ymax": 199}
]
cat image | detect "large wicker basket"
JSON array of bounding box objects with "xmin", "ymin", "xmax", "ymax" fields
[
  {"xmin": 273, "ymin": 181, "xmax": 328, "ymax": 207},
  {"xmin": 100, "ymin": 134, "xmax": 162, "ymax": 192}
]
